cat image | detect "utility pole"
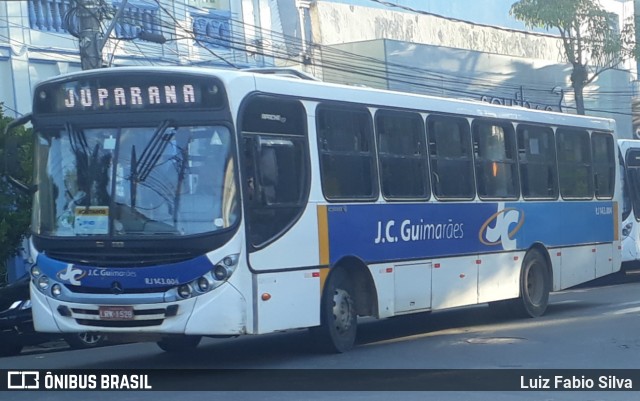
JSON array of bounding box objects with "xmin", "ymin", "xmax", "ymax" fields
[
  {"xmin": 77, "ymin": 0, "xmax": 103, "ymax": 69},
  {"xmin": 75, "ymin": 0, "xmax": 162, "ymax": 69},
  {"xmin": 296, "ymin": 0, "xmax": 312, "ymax": 68}
]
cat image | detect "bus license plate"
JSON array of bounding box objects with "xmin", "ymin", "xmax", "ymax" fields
[{"xmin": 98, "ymin": 306, "xmax": 134, "ymax": 321}]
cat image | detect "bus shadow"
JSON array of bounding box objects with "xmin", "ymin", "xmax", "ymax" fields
[{"xmin": 58, "ymin": 295, "xmax": 610, "ymax": 369}]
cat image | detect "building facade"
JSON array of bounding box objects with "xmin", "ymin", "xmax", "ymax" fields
[
  {"xmin": 1, "ymin": 0, "xmax": 637, "ymax": 136},
  {"xmin": 284, "ymin": 0, "xmax": 637, "ymax": 136},
  {"xmin": 0, "ymin": 0, "xmax": 293, "ymax": 117}
]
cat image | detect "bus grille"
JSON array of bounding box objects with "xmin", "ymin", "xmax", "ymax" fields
[
  {"xmin": 64, "ymin": 285, "xmax": 173, "ymax": 294},
  {"xmin": 45, "ymin": 249, "xmax": 195, "ymax": 267}
]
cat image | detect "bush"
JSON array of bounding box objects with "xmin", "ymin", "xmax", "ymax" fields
[{"xmin": 0, "ymin": 105, "xmax": 33, "ymax": 285}]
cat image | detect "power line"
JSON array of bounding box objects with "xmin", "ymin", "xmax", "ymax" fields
[
  {"xmin": 151, "ymin": 0, "xmax": 238, "ymax": 69},
  {"xmin": 0, "ymin": 1, "xmax": 635, "ymax": 118}
]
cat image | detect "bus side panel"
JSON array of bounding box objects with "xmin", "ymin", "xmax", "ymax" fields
[
  {"xmin": 560, "ymin": 246, "xmax": 596, "ymax": 290},
  {"xmin": 431, "ymin": 255, "xmax": 478, "ymax": 310},
  {"xmin": 393, "ymin": 262, "xmax": 431, "ymax": 314},
  {"xmin": 595, "ymin": 243, "xmax": 615, "ymax": 278},
  {"xmin": 253, "ymin": 270, "xmax": 321, "ymax": 334},
  {"xmin": 550, "ymin": 249, "xmax": 563, "ymax": 292},
  {"xmin": 249, "ymin": 205, "xmax": 320, "ymax": 270},
  {"xmin": 368, "ymin": 262, "xmax": 396, "ymax": 319},
  {"xmin": 185, "ymin": 283, "xmax": 247, "ymax": 335},
  {"xmin": 477, "ymin": 251, "xmax": 523, "ymax": 304}
]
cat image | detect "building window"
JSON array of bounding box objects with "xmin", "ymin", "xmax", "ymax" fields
[
  {"xmin": 427, "ymin": 115, "xmax": 475, "ymax": 200},
  {"xmin": 375, "ymin": 110, "xmax": 429, "ymax": 200},
  {"xmin": 113, "ymin": 1, "xmax": 162, "ymax": 40},
  {"xmin": 191, "ymin": 9, "xmax": 232, "ymax": 49},
  {"xmin": 317, "ymin": 105, "xmax": 377, "ymax": 201},
  {"xmin": 517, "ymin": 124, "xmax": 558, "ymax": 199}
]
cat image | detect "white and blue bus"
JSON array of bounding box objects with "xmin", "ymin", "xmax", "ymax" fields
[
  {"xmin": 618, "ymin": 139, "xmax": 640, "ymax": 270},
  {"xmin": 4, "ymin": 67, "xmax": 621, "ymax": 352}
]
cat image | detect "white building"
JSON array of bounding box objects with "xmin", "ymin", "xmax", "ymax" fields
[{"xmin": 281, "ymin": 0, "xmax": 638, "ymax": 136}]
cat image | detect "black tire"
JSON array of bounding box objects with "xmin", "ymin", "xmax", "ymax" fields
[
  {"xmin": 0, "ymin": 343, "xmax": 23, "ymax": 357},
  {"xmin": 313, "ymin": 268, "xmax": 357, "ymax": 353},
  {"xmin": 514, "ymin": 249, "xmax": 550, "ymax": 318},
  {"xmin": 157, "ymin": 335, "xmax": 202, "ymax": 353},
  {"xmin": 64, "ymin": 332, "xmax": 105, "ymax": 349}
]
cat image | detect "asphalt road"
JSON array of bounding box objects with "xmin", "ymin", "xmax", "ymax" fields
[{"xmin": 3, "ymin": 270, "xmax": 640, "ymax": 401}]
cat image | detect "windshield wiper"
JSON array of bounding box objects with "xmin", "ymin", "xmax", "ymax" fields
[{"xmin": 130, "ymin": 120, "xmax": 175, "ymax": 184}]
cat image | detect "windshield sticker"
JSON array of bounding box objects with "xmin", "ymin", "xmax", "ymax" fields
[
  {"xmin": 104, "ymin": 135, "xmax": 116, "ymax": 150},
  {"xmin": 74, "ymin": 206, "xmax": 109, "ymax": 235}
]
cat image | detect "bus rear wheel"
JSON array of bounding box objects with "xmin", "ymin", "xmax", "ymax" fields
[
  {"xmin": 313, "ymin": 268, "xmax": 357, "ymax": 353},
  {"xmin": 515, "ymin": 249, "xmax": 550, "ymax": 318}
]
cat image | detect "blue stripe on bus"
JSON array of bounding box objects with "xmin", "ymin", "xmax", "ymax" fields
[
  {"xmin": 326, "ymin": 201, "xmax": 615, "ymax": 264},
  {"xmin": 35, "ymin": 254, "xmax": 215, "ymax": 289}
]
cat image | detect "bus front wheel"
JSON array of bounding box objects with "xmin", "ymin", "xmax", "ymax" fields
[
  {"xmin": 515, "ymin": 249, "xmax": 550, "ymax": 318},
  {"xmin": 313, "ymin": 268, "xmax": 357, "ymax": 353},
  {"xmin": 156, "ymin": 335, "xmax": 202, "ymax": 353}
]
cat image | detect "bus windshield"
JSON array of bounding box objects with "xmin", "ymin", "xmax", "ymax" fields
[{"xmin": 33, "ymin": 123, "xmax": 238, "ymax": 237}]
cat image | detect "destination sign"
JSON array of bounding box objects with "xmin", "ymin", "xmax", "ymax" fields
[
  {"xmin": 63, "ymin": 84, "xmax": 196, "ymax": 109},
  {"xmin": 34, "ymin": 74, "xmax": 226, "ymax": 113}
]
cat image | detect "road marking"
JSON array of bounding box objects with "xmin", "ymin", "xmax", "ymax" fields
[
  {"xmin": 552, "ymin": 300, "xmax": 580, "ymax": 305},
  {"xmin": 610, "ymin": 306, "xmax": 640, "ymax": 315}
]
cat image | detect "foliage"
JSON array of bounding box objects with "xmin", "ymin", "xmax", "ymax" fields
[
  {"xmin": 510, "ymin": 0, "xmax": 635, "ymax": 115},
  {"xmin": 0, "ymin": 105, "xmax": 33, "ymax": 284}
]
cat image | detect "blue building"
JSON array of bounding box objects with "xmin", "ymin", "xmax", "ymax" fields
[{"xmin": 0, "ymin": 0, "xmax": 293, "ymax": 117}]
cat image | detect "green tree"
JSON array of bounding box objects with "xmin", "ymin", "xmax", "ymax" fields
[
  {"xmin": 0, "ymin": 105, "xmax": 33, "ymax": 284},
  {"xmin": 510, "ymin": 0, "xmax": 635, "ymax": 115}
]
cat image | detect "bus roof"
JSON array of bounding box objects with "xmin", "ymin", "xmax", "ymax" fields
[{"xmin": 35, "ymin": 66, "xmax": 616, "ymax": 132}]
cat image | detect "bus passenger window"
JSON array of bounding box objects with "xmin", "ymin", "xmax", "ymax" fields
[
  {"xmin": 317, "ymin": 105, "xmax": 377, "ymax": 201},
  {"xmin": 472, "ymin": 120, "xmax": 519, "ymax": 200},
  {"xmin": 427, "ymin": 115, "xmax": 475, "ymax": 200},
  {"xmin": 591, "ymin": 132, "xmax": 615, "ymax": 199},
  {"xmin": 557, "ymin": 129, "xmax": 593, "ymax": 199},
  {"xmin": 517, "ymin": 125, "xmax": 558, "ymax": 199},
  {"xmin": 375, "ymin": 110, "xmax": 429, "ymax": 200}
]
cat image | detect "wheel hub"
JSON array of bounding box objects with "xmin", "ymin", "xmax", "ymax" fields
[{"xmin": 332, "ymin": 288, "xmax": 353, "ymax": 334}]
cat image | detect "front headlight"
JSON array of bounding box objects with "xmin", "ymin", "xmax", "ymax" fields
[
  {"xmin": 212, "ymin": 254, "xmax": 239, "ymax": 282},
  {"xmin": 31, "ymin": 265, "xmax": 42, "ymax": 278},
  {"xmin": 37, "ymin": 275, "xmax": 50, "ymax": 290},
  {"xmin": 173, "ymin": 253, "xmax": 241, "ymax": 298}
]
